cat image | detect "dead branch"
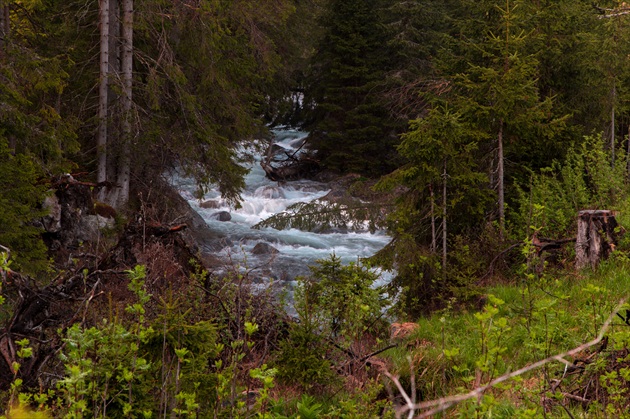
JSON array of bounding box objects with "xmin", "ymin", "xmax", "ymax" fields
[
  {"xmin": 385, "ymin": 299, "xmax": 625, "ymax": 418},
  {"xmin": 480, "ymin": 242, "xmax": 521, "ymax": 280}
]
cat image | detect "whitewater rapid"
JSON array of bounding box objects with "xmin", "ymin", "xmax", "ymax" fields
[{"xmin": 171, "ymin": 128, "xmax": 392, "ymax": 284}]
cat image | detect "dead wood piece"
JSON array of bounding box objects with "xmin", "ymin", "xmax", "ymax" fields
[
  {"xmin": 576, "ymin": 210, "xmax": 618, "ymax": 270},
  {"xmin": 532, "ymin": 236, "xmax": 577, "ymax": 255},
  {"xmin": 563, "ymin": 393, "xmax": 590, "ymax": 404}
]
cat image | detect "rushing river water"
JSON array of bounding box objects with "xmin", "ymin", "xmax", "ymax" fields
[{"xmin": 171, "ymin": 128, "xmax": 392, "ymax": 285}]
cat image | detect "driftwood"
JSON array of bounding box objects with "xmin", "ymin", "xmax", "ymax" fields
[
  {"xmin": 260, "ymin": 137, "xmax": 319, "ymax": 181},
  {"xmin": 575, "ymin": 210, "xmax": 618, "ymax": 270}
]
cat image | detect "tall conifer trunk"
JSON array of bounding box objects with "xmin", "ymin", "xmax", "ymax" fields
[
  {"xmin": 498, "ymin": 120, "xmax": 505, "ymax": 239},
  {"xmin": 430, "ymin": 183, "xmax": 436, "ymax": 253},
  {"xmin": 97, "ymin": 0, "xmax": 110, "ymax": 202},
  {"xmin": 611, "ymin": 85, "xmax": 616, "ymax": 168},
  {"xmin": 116, "ymin": 0, "xmax": 133, "ymax": 207},
  {"xmin": 0, "ymin": 2, "xmax": 8, "ymax": 57},
  {"xmin": 442, "ymin": 159, "xmax": 447, "ymax": 276}
]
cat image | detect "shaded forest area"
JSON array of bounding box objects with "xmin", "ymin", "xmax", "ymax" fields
[{"xmin": 4, "ymin": 0, "xmax": 630, "ymax": 417}]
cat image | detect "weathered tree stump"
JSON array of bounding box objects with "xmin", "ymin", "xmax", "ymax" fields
[{"xmin": 575, "ymin": 210, "xmax": 617, "ymax": 270}]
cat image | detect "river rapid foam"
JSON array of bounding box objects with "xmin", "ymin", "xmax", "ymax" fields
[{"xmin": 171, "ymin": 128, "xmax": 392, "ymax": 287}]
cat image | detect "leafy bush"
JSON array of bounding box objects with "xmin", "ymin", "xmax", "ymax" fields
[
  {"xmin": 515, "ymin": 134, "xmax": 627, "ymax": 240},
  {"xmin": 275, "ymin": 255, "xmax": 389, "ymax": 392}
]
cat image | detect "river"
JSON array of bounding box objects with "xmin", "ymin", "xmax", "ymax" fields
[{"xmin": 171, "ymin": 128, "xmax": 392, "ymax": 287}]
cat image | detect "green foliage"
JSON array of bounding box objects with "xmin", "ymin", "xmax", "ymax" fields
[
  {"xmin": 275, "ymin": 318, "xmax": 338, "ymax": 391},
  {"xmin": 56, "ymin": 267, "xmax": 156, "ymax": 418},
  {"xmin": 295, "ymin": 394, "xmax": 322, "ymax": 419},
  {"xmin": 0, "ymin": 9, "xmax": 79, "ymax": 174},
  {"xmin": 0, "ymin": 138, "xmax": 49, "ymax": 275},
  {"xmin": 372, "ymin": 105, "xmax": 489, "ymax": 316},
  {"xmin": 297, "ymin": 254, "xmax": 388, "ymax": 344},
  {"xmin": 276, "ymin": 255, "xmax": 389, "ymax": 392},
  {"xmin": 515, "ymin": 134, "xmax": 628, "ymax": 240},
  {"xmin": 55, "ymin": 265, "xmax": 223, "ymax": 418}
]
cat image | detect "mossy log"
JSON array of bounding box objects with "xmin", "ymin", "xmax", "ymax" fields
[{"xmin": 575, "ymin": 210, "xmax": 617, "ymax": 270}]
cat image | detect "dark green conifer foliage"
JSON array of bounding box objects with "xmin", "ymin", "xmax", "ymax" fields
[
  {"xmin": 0, "ymin": 1, "xmax": 78, "ymax": 173},
  {"xmin": 374, "ymin": 106, "xmax": 489, "ymax": 316},
  {"xmin": 529, "ymin": 0, "xmax": 609, "ymax": 137},
  {"xmin": 307, "ymin": 0, "xmax": 398, "ymax": 176},
  {"xmin": 452, "ymin": 0, "xmax": 562, "ymax": 233},
  {"xmin": 380, "ymin": 0, "xmax": 453, "ymax": 121},
  {"xmin": 0, "ymin": 1, "xmax": 78, "ymax": 274},
  {"xmin": 0, "ymin": 138, "xmax": 48, "ymax": 275}
]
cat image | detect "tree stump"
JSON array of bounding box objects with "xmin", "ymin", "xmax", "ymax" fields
[{"xmin": 575, "ymin": 210, "xmax": 617, "ymax": 270}]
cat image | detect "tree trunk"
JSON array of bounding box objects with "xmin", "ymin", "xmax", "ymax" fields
[
  {"xmin": 611, "ymin": 86, "xmax": 616, "ymax": 168},
  {"xmin": 430, "ymin": 183, "xmax": 436, "ymax": 253},
  {"xmin": 0, "ymin": 2, "xmax": 9, "ymax": 58},
  {"xmin": 116, "ymin": 0, "xmax": 133, "ymax": 208},
  {"xmin": 106, "ymin": 0, "xmax": 120, "ymax": 198},
  {"xmin": 97, "ymin": 0, "xmax": 110, "ymax": 202},
  {"xmin": 497, "ymin": 119, "xmax": 505, "ymax": 239},
  {"xmin": 575, "ymin": 210, "xmax": 617, "ymax": 270},
  {"xmin": 442, "ymin": 158, "xmax": 447, "ymax": 275}
]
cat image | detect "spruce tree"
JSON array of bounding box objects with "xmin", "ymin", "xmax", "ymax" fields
[
  {"xmin": 306, "ymin": 0, "xmax": 399, "ymax": 176},
  {"xmin": 453, "ymin": 0, "xmax": 558, "ymax": 237}
]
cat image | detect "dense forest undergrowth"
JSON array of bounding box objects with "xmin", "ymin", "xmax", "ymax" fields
[
  {"xmin": 1, "ymin": 152, "xmax": 630, "ymax": 417},
  {"xmin": 6, "ymin": 0, "xmax": 630, "ymax": 417}
]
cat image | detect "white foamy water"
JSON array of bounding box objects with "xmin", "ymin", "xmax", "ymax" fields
[{"xmin": 171, "ymin": 128, "xmax": 392, "ymax": 283}]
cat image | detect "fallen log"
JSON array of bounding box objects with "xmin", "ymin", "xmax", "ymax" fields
[{"xmin": 260, "ymin": 136, "xmax": 320, "ymax": 181}]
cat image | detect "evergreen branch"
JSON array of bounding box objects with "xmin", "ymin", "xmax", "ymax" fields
[{"xmin": 252, "ymin": 201, "xmax": 392, "ymax": 232}]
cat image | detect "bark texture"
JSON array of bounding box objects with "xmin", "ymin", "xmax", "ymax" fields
[
  {"xmin": 116, "ymin": 0, "xmax": 133, "ymax": 207},
  {"xmin": 97, "ymin": 0, "xmax": 110, "ymax": 201},
  {"xmin": 575, "ymin": 210, "xmax": 617, "ymax": 270}
]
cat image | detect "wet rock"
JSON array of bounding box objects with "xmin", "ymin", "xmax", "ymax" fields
[
  {"xmin": 212, "ymin": 211, "xmax": 232, "ymax": 222},
  {"xmin": 252, "ymin": 242, "xmax": 279, "ymax": 255},
  {"xmin": 42, "ymin": 194, "xmax": 62, "ymax": 233},
  {"xmin": 76, "ymin": 215, "xmax": 115, "ymax": 242},
  {"xmin": 199, "ymin": 251, "xmax": 223, "ymax": 269}
]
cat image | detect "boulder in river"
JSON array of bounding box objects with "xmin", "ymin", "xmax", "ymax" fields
[
  {"xmin": 199, "ymin": 251, "xmax": 223, "ymax": 269},
  {"xmin": 252, "ymin": 242, "xmax": 279, "ymax": 255},
  {"xmin": 212, "ymin": 211, "xmax": 232, "ymax": 222}
]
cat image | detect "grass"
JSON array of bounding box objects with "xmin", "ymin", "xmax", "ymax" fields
[{"xmin": 381, "ymin": 256, "xmax": 630, "ymax": 417}]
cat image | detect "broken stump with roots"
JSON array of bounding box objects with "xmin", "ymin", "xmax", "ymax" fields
[{"xmin": 575, "ymin": 210, "xmax": 617, "ymax": 270}]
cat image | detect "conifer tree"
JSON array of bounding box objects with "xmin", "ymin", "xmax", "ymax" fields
[
  {"xmin": 306, "ymin": 0, "xmax": 399, "ymax": 176},
  {"xmin": 454, "ymin": 0, "xmax": 556, "ymax": 238}
]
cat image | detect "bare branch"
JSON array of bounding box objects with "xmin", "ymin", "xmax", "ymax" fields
[{"xmin": 385, "ymin": 299, "xmax": 626, "ymax": 418}]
